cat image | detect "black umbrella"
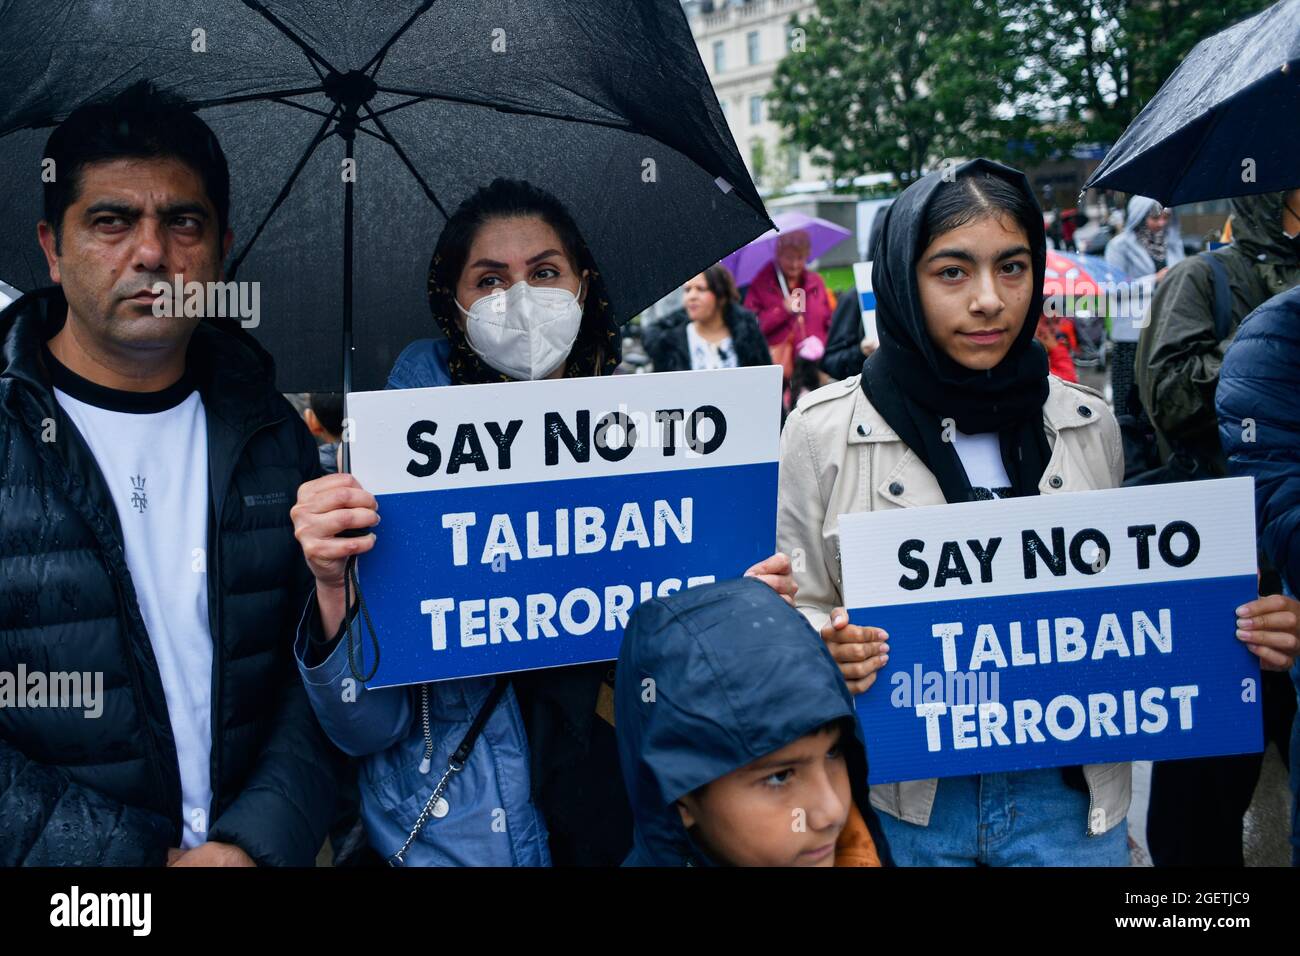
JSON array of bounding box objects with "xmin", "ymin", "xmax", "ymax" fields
[
  {"xmin": 1085, "ymin": 0, "xmax": 1300, "ymax": 206},
  {"xmin": 0, "ymin": 1, "xmax": 772, "ymax": 392}
]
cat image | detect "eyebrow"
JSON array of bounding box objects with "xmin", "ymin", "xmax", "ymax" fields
[
  {"xmin": 747, "ymin": 753, "xmax": 811, "ymax": 773},
  {"xmin": 468, "ymin": 248, "xmax": 566, "ymax": 271},
  {"xmin": 925, "ymin": 244, "xmax": 1031, "ymax": 265},
  {"xmin": 83, "ymin": 201, "xmax": 138, "ymax": 219},
  {"xmin": 83, "ymin": 201, "xmax": 209, "ymax": 220}
]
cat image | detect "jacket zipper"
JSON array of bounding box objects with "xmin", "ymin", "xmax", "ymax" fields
[
  {"xmin": 419, "ymin": 683, "xmax": 434, "ymax": 774},
  {"xmin": 206, "ymin": 416, "xmax": 283, "ymax": 824},
  {"xmin": 44, "ymin": 437, "xmax": 178, "ymax": 834},
  {"xmin": 106, "ymin": 554, "xmax": 178, "ymax": 834}
]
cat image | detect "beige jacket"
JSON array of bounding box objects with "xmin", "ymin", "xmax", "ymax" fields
[{"xmin": 777, "ymin": 373, "xmax": 1131, "ymax": 837}]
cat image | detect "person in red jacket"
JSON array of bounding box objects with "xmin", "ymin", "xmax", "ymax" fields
[
  {"xmin": 744, "ymin": 230, "xmax": 835, "ymax": 406},
  {"xmin": 1036, "ymin": 314, "xmax": 1078, "ymax": 382}
]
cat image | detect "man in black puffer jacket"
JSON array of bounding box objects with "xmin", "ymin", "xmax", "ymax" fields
[{"xmin": 0, "ymin": 84, "xmax": 341, "ymax": 866}]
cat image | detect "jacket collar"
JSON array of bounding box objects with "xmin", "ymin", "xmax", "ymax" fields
[
  {"xmin": 0, "ymin": 286, "xmax": 284, "ymax": 436},
  {"xmin": 846, "ymin": 374, "xmax": 1107, "ymax": 507},
  {"xmin": 846, "ymin": 373, "xmax": 1104, "ymax": 445}
]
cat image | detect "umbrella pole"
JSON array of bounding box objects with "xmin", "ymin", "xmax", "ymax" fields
[{"xmin": 340, "ymin": 125, "xmax": 356, "ymax": 474}]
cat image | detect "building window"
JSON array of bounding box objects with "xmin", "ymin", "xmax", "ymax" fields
[
  {"xmin": 713, "ymin": 40, "xmax": 725, "ymax": 73},
  {"xmin": 750, "ymin": 139, "xmax": 767, "ymax": 185},
  {"xmin": 749, "ymin": 95, "xmax": 763, "ymax": 126},
  {"xmin": 787, "ymin": 147, "xmax": 801, "ymax": 181},
  {"xmin": 747, "ymin": 30, "xmax": 760, "ymax": 65}
]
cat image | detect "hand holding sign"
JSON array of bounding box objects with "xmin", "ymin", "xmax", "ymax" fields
[
  {"xmin": 292, "ymin": 472, "xmax": 380, "ymax": 635},
  {"xmin": 1236, "ymin": 593, "xmax": 1300, "ymax": 671},
  {"xmin": 821, "ymin": 607, "xmax": 890, "ymax": 693},
  {"xmin": 743, "ymin": 551, "xmax": 798, "ymax": 607}
]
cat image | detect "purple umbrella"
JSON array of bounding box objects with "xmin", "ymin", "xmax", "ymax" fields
[{"xmin": 720, "ymin": 211, "xmax": 851, "ymax": 287}]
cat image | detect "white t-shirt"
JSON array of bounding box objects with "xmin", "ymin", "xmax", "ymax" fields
[
  {"xmin": 686, "ymin": 322, "xmax": 738, "ymax": 370},
  {"xmin": 950, "ymin": 428, "xmax": 1013, "ymax": 500},
  {"xmin": 49, "ymin": 352, "xmax": 213, "ymax": 848}
]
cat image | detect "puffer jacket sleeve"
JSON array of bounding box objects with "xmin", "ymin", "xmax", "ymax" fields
[
  {"xmin": 205, "ymin": 420, "xmax": 346, "ymax": 866},
  {"xmin": 777, "ymin": 406, "xmax": 836, "ymax": 633},
  {"xmin": 0, "ymin": 736, "xmax": 173, "ymax": 866},
  {"xmin": 1217, "ymin": 289, "xmax": 1300, "ymax": 593}
]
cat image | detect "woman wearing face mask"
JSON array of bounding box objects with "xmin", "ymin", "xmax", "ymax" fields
[
  {"xmin": 777, "ymin": 159, "xmax": 1133, "ymax": 865},
  {"xmin": 642, "ymin": 264, "xmax": 771, "ymax": 373},
  {"xmin": 290, "ymin": 179, "xmax": 795, "ymax": 866}
]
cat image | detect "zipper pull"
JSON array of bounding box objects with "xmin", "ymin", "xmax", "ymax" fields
[{"xmin": 419, "ymin": 755, "xmax": 431, "ymax": 775}]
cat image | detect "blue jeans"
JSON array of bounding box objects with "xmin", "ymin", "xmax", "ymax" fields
[{"xmin": 877, "ymin": 769, "xmax": 1129, "ymax": 866}]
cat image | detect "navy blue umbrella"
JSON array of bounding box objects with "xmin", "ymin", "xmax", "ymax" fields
[{"xmin": 1085, "ymin": 0, "xmax": 1300, "ymax": 205}]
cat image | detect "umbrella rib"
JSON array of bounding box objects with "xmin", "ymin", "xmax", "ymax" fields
[
  {"xmin": 358, "ymin": 103, "xmax": 449, "ymax": 220},
  {"xmin": 227, "ymin": 104, "xmax": 341, "ymax": 279},
  {"xmin": 188, "ymin": 86, "xmax": 326, "ymax": 111},
  {"xmin": 366, "ymin": 96, "xmax": 436, "ymax": 120},
  {"xmin": 239, "ymin": 0, "xmax": 339, "ymax": 80},
  {"xmin": 268, "ymin": 97, "xmax": 334, "ymax": 120},
  {"xmin": 372, "ymin": 85, "xmax": 636, "ymax": 133},
  {"xmin": 361, "ymin": 0, "xmax": 440, "ymax": 77}
]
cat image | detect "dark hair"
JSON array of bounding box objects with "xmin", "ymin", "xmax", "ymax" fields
[
  {"xmin": 429, "ymin": 178, "xmax": 618, "ymax": 380},
  {"xmin": 918, "ymin": 170, "xmax": 1040, "ymax": 258},
  {"xmin": 307, "ymin": 392, "xmax": 345, "ymax": 438},
  {"xmin": 42, "ymin": 81, "xmax": 230, "ymax": 252},
  {"xmin": 699, "ymin": 263, "xmax": 739, "ymax": 306},
  {"xmin": 433, "ymin": 178, "xmax": 599, "ymax": 303}
]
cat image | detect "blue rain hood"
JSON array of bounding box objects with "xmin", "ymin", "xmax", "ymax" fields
[{"xmin": 615, "ymin": 577, "xmax": 880, "ymax": 866}]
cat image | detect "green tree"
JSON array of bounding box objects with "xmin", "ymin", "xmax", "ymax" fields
[
  {"xmin": 768, "ymin": 0, "xmax": 1029, "ymax": 183},
  {"xmin": 768, "ymin": 0, "xmax": 1272, "ymax": 182},
  {"xmin": 1014, "ymin": 0, "xmax": 1269, "ymax": 148}
]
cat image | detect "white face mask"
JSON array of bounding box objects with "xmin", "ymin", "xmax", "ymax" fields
[{"xmin": 456, "ymin": 279, "xmax": 585, "ymax": 380}]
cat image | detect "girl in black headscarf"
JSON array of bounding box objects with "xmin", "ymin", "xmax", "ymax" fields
[{"xmin": 777, "ymin": 159, "xmax": 1130, "ymax": 865}]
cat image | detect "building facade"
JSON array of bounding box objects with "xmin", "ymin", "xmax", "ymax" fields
[{"xmin": 681, "ymin": 0, "xmax": 827, "ymax": 194}]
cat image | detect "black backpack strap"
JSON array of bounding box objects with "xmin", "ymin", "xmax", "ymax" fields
[{"xmin": 1199, "ymin": 250, "xmax": 1233, "ymax": 341}]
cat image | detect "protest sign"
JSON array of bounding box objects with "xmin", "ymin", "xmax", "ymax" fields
[
  {"xmin": 852, "ymin": 261, "xmax": 878, "ymax": 344},
  {"xmin": 346, "ymin": 366, "xmax": 782, "ymax": 688},
  {"xmin": 840, "ymin": 478, "xmax": 1261, "ymax": 784}
]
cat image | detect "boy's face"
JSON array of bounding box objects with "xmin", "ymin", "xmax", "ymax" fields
[{"xmin": 676, "ymin": 723, "xmax": 851, "ymax": 867}]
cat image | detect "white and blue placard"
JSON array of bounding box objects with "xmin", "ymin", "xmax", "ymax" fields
[
  {"xmin": 851, "ymin": 261, "xmax": 877, "ymax": 345},
  {"xmin": 839, "ymin": 478, "xmax": 1261, "ymax": 784},
  {"xmin": 347, "ymin": 366, "xmax": 782, "ymax": 688}
]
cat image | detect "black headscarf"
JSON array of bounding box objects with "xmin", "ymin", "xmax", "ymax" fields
[{"xmin": 860, "ymin": 159, "xmax": 1052, "ymax": 503}]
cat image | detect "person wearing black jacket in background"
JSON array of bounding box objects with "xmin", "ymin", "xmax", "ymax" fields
[
  {"xmin": 821, "ymin": 203, "xmax": 891, "ymax": 381},
  {"xmin": 643, "ymin": 265, "xmax": 772, "ymax": 373},
  {"xmin": 0, "ymin": 84, "xmax": 342, "ymax": 866}
]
